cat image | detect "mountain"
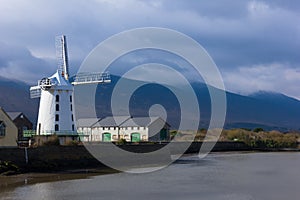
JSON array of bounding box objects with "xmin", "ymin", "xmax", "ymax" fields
[
  {"xmin": 0, "ymin": 76, "xmax": 39, "ymax": 124},
  {"xmin": 1, "ymin": 75, "xmax": 300, "ymax": 131},
  {"xmin": 225, "ymin": 90, "xmax": 300, "ymax": 131}
]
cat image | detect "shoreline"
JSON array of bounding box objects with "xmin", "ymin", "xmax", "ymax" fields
[
  {"xmin": 0, "ymin": 167, "xmax": 119, "ymax": 191},
  {"xmin": 0, "ymin": 142, "xmax": 299, "ymax": 177},
  {"xmin": 1, "ymin": 150, "xmax": 299, "ymax": 190}
]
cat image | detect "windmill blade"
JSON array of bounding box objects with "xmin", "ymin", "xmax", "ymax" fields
[
  {"xmin": 55, "ymin": 35, "xmax": 69, "ymax": 80},
  {"xmin": 30, "ymin": 85, "xmax": 41, "ymax": 98},
  {"xmin": 71, "ymin": 72, "xmax": 111, "ymax": 85}
]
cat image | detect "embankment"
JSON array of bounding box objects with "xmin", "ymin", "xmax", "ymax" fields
[{"xmin": 0, "ymin": 142, "xmax": 251, "ymax": 173}]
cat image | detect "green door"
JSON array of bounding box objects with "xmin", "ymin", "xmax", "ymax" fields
[
  {"xmin": 160, "ymin": 129, "xmax": 168, "ymax": 140},
  {"xmin": 131, "ymin": 133, "xmax": 140, "ymax": 142},
  {"xmin": 103, "ymin": 132, "xmax": 111, "ymax": 142}
]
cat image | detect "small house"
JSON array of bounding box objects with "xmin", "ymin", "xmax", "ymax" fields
[
  {"xmin": 0, "ymin": 107, "xmax": 18, "ymax": 147},
  {"xmin": 7, "ymin": 112, "xmax": 33, "ymax": 142},
  {"xmin": 77, "ymin": 116, "xmax": 170, "ymax": 142}
]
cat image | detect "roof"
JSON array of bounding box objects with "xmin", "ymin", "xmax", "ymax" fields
[
  {"xmin": 0, "ymin": 107, "xmax": 18, "ymax": 132},
  {"xmin": 120, "ymin": 117, "xmax": 161, "ymax": 127},
  {"xmin": 0, "ymin": 107, "xmax": 13, "ymax": 121},
  {"xmin": 49, "ymin": 71, "xmax": 72, "ymax": 86},
  {"xmin": 77, "ymin": 118, "xmax": 99, "ymax": 127},
  {"xmin": 77, "ymin": 116, "xmax": 170, "ymax": 128},
  {"xmin": 95, "ymin": 116, "xmax": 131, "ymax": 127},
  {"xmin": 6, "ymin": 112, "xmax": 22, "ymax": 120}
]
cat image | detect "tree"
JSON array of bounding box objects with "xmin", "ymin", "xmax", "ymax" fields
[{"xmin": 253, "ymin": 127, "xmax": 264, "ymax": 133}]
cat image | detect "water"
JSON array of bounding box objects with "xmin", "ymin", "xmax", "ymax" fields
[{"xmin": 1, "ymin": 152, "xmax": 299, "ymax": 200}]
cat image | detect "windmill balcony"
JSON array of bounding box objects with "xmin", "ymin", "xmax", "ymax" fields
[
  {"xmin": 39, "ymin": 130, "xmax": 80, "ymax": 136},
  {"xmin": 23, "ymin": 130, "xmax": 83, "ymax": 137},
  {"xmin": 38, "ymin": 78, "xmax": 53, "ymax": 90}
]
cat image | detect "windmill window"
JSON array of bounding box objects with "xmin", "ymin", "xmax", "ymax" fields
[
  {"xmin": 55, "ymin": 124, "xmax": 59, "ymax": 131},
  {"xmin": 55, "ymin": 114, "xmax": 59, "ymax": 121},
  {"xmin": 56, "ymin": 104, "xmax": 59, "ymax": 111},
  {"xmin": 70, "ymin": 104, "xmax": 73, "ymax": 111},
  {"xmin": 70, "ymin": 95, "xmax": 72, "ymax": 102},
  {"xmin": 0, "ymin": 121, "xmax": 6, "ymax": 136},
  {"xmin": 71, "ymin": 114, "xmax": 74, "ymax": 121},
  {"xmin": 72, "ymin": 124, "xmax": 75, "ymax": 131},
  {"xmin": 56, "ymin": 95, "xmax": 60, "ymax": 102}
]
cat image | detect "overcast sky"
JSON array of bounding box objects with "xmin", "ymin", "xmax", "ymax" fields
[{"xmin": 0, "ymin": 0, "xmax": 299, "ymax": 99}]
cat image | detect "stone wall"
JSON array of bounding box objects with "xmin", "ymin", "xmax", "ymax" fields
[{"xmin": 0, "ymin": 146, "xmax": 102, "ymax": 172}]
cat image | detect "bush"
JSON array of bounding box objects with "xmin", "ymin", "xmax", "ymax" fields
[
  {"xmin": 253, "ymin": 127, "xmax": 264, "ymax": 133},
  {"xmin": 0, "ymin": 160, "xmax": 20, "ymax": 175},
  {"xmin": 65, "ymin": 140, "xmax": 80, "ymax": 146},
  {"xmin": 42, "ymin": 135, "xmax": 60, "ymax": 146},
  {"xmin": 116, "ymin": 138, "xmax": 127, "ymax": 145}
]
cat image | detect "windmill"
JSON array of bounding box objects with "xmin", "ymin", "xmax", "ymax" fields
[{"xmin": 30, "ymin": 35, "xmax": 110, "ymax": 135}]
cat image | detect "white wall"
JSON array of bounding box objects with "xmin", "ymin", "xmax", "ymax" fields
[
  {"xmin": 77, "ymin": 119, "xmax": 169, "ymax": 142},
  {"xmin": 37, "ymin": 86, "xmax": 76, "ymax": 135},
  {"xmin": 119, "ymin": 127, "xmax": 148, "ymax": 142},
  {"xmin": 0, "ymin": 109, "xmax": 18, "ymax": 147}
]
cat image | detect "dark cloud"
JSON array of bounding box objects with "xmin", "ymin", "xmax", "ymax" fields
[
  {"xmin": 0, "ymin": 42, "xmax": 56, "ymax": 83},
  {"xmin": 0, "ymin": 0, "xmax": 299, "ymax": 97}
]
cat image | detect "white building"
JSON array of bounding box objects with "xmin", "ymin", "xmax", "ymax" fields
[
  {"xmin": 119, "ymin": 117, "xmax": 170, "ymax": 142},
  {"xmin": 76, "ymin": 118, "xmax": 98, "ymax": 135},
  {"xmin": 77, "ymin": 116, "xmax": 170, "ymax": 142},
  {"xmin": 36, "ymin": 71, "xmax": 76, "ymax": 135}
]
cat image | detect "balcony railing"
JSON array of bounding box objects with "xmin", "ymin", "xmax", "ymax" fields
[
  {"xmin": 23, "ymin": 130, "xmax": 85, "ymax": 137},
  {"xmin": 23, "ymin": 130, "xmax": 36, "ymax": 138},
  {"xmin": 39, "ymin": 130, "xmax": 79, "ymax": 136}
]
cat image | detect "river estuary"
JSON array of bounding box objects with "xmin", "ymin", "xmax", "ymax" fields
[{"xmin": 0, "ymin": 152, "xmax": 299, "ymax": 200}]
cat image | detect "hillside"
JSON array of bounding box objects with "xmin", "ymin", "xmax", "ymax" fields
[
  {"xmin": 1, "ymin": 75, "xmax": 300, "ymax": 131},
  {"xmin": 0, "ymin": 76, "xmax": 39, "ymax": 123}
]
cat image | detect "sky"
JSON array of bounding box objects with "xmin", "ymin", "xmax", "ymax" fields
[{"xmin": 0, "ymin": 0, "xmax": 299, "ymax": 99}]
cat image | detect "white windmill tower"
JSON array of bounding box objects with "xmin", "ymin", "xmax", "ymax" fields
[{"xmin": 30, "ymin": 35, "xmax": 110, "ymax": 135}]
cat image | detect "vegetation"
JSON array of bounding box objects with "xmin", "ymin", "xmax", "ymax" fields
[
  {"xmin": 42, "ymin": 135, "xmax": 60, "ymax": 146},
  {"xmin": 65, "ymin": 140, "xmax": 81, "ymax": 146},
  {"xmin": 253, "ymin": 127, "xmax": 264, "ymax": 133},
  {"xmin": 171, "ymin": 128, "xmax": 299, "ymax": 149},
  {"xmin": 170, "ymin": 130, "xmax": 178, "ymax": 140},
  {"xmin": 116, "ymin": 138, "xmax": 127, "ymax": 145},
  {"xmin": 0, "ymin": 160, "xmax": 20, "ymax": 175},
  {"xmin": 220, "ymin": 129, "xmax": 299, "ymax": 148}
]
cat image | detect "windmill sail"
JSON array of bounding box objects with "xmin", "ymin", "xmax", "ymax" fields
[
  {"xmin": 56, "ymin": 35, "xmax": 69, "ymax": 80},
  {"xmin": 30, "ymin": 34, "xmax": 111, "ymax": 99},
  {"xmin": 28, "ymin": 34, "xmax": 112, "ymax": 137},
  {"xmin": 30, "ymin": 85, "xmax": 41, "ymax": 98},
  {"xmin": 71, "ymin": 72, "xmax": 111, "ymax": 85}
]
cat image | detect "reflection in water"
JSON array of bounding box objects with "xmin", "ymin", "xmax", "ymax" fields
[{"xmin": 1, "ymin": 152, "xmax": 299, "ymax": 200}]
